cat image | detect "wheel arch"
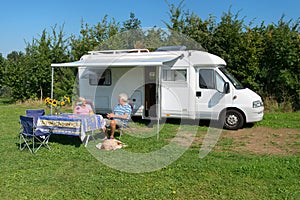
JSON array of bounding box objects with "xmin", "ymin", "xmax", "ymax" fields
[{"xmin": 219, "ymin": 107, "xmax": 246, "ymax": 125}]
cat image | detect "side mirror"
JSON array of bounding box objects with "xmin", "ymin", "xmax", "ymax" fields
[{"xmin": 223, "ymin": 82, "xmax": 230, "ymax": 94}]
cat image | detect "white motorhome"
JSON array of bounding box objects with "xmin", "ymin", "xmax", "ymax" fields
[{"xmin": 51, "ymin": 46, "xmax": 264, "ymax": 130}]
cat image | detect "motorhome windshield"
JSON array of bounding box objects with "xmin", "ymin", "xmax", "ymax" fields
[{"xmin": 219, "ymin": 67, "xmax": 244, "ymax": 89}]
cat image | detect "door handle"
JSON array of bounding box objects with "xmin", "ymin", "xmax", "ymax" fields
[{"xmin": 196, "ymin": 91, "xmax": 201, "ymax": 97}]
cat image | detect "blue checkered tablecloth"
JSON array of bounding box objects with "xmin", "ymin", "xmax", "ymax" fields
[{"xmin": 37, "ymin": 114, "xmax": 105, "ymax": 136}]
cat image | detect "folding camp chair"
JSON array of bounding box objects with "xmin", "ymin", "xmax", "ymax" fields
[
  {"xmin": 117, "ymin": 102, "xmax": 135, "ymax": 138},
  {"xmin": 106, "ymin": 115, "xmax": 133, "ymax": 139},
  {"xmin": 83, "ymin": 99, "xmax": 100, "ymax": 146},
  {"xmin": 105, "ymin": 120, "xmax": 128, "ymax": 139},
  {"xmin": 85, "ymin": 99, "xmax": 95, "ymax": 113},
  {"xmin": 116, "ymin": 120, "xmax": 131, "ymax": 139},
  {"xmin": 19, "ymin": 115, "xmax": 51, "ymax": 154},
  {"xmin": 26, "ymin": 109, "xmax": 45, "ymax": 126}
]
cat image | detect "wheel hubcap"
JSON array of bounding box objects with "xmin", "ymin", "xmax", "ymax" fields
[{"xmin": 227, "ymin": 114, "xmax": 238, "ymax": 126}]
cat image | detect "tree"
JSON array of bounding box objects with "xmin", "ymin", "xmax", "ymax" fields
[
  {"xmin": 71, "ymin": 16, "xmax": 120, "ymax": 59},
  {"xmin": 164, "ymin": 0, "xmax": 185, "ymax": 33},
  {"xmin": 259, "ymin": 17, "xmax": 300, "ymax": 109},
  {"xmin": 121, "ymin": 12, "xmax": 141, "ymax": 31},
  {"xmin": 237, "ymin": 25, "xmax": 264, "ymax": 92},
  {"xmin": 143, "ymin": 27, "xmax": 167, "ymax": 51},
  {"xmin": 5, "ymin": 25, "xmax": 73, "ymax": 101},
  {"xmin": 164, "ymin": 1, "xmax": 214, "ymax": 51},
  {"xmin": 2, "ymin": 1, "xmax": 300, "ymax": 110},
  {"xmin": 0, "ymin": 53, "xmax": 4, "ymax": 86},
  {"xmin": 120, "ymin": 13, "xmax": 144, "ymax": 49},
  {"xmin": 2, "ymin": 51, "xmax": 30, "ymax": 100},
  {"xmin": 95, "ymin": 13, "xmax": 146, "ymax": 50},
  {"xmin": 25, "ymin": 29, "xmax": 53, "ymax": 100},
  {"xmin": 210, "ymin": 9, "xmax": 245, "ymax": 72},
  {"xmin": 164, "ymin": 1, "xmax": 300, "ymax": 109},
  {"xmin": 70, "ymin": 21, "xmax": 96, "ymax": 60}
]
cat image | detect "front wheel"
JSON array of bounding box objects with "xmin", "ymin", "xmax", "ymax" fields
[{"xmin": 223, "ymin": 109, "xmax": 245, "ymax": 130}]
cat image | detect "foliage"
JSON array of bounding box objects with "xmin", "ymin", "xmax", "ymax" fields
[
  {"xmin": 1, "ymin": 26, "xmax": 74, "ymax": 101},
  {"xmin": 163, "ymin": 3, "xmax": 300, "ymax": 110},
  {"xmin": 121, "ymin": 12, "xmax": 141, "ymax": 31},
  {"xmin": 70, "ymin": 15, "xmax": 121, "ymax": 60},
  {"xmin": 0, "ymin": 53, "xmax": 4, "ymax": 86},
  {"xmin": 259, "ymin": 17, "xmax": 300, "ymax": 109},
  {"xmin": 1, "ymin": 51, "xmax": 30, "ymax": 101}
]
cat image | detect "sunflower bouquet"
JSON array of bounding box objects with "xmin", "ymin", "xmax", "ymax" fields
[{"xmin": 44, "ymin": 96, "xmax": 71, "ymax": 114}]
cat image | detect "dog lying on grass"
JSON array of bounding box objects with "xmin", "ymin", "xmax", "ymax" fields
[{"xmin": 96, "ymin": 139, "xmax": 126, "ymax": 150}]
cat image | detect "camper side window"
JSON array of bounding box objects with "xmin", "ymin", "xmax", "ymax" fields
[
  {"xmin": 89, "ymin": 69, "xmax": 111, "ymax": 86},
  {"xmin": 163, "ymin": 69, "xmax": 187, "ymax": 82}
]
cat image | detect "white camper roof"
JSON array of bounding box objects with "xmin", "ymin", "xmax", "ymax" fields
[
  {"xmin": 51, "ymin": 48, "xmax": 226, "ymax": 68},
  {"xmin": 188, "ymin": 50, "xmax": 226, "ymax": 66}
]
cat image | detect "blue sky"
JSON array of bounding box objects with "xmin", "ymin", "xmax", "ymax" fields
[{"xmin": 0, "ymin": 0, "xmax": 299, "ymax": 57}]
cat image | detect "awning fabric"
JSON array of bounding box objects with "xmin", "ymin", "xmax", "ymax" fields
[{"xmin": 51, "ymin": 54, "xmax": 182, "ymax": 68}]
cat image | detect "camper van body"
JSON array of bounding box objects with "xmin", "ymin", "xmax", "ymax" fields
[{"xmin": 55, "ymin": 47, "xmax": 264, "ymax": 130}]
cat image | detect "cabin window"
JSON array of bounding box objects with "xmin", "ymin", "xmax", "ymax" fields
[
  {"xmin": 163, "ymin": 69, "xmax": 187, "ymax": 82},
  {"xmin": 89, "ymin": 69, "xmax": 111, "ymax": 86},
  {"xmin": 216, "ymin": 73, "xmax": 225, "ymax": 91},
  {"xmin": 199, "ymin": 69, "xmax": 214, "ymax": 89},
  {"xmin": 199, "ymin": 69, "xmax": 225, "ymax": 90}
]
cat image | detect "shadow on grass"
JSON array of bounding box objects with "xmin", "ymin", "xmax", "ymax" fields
[
  {"xmin": 131, "ymin": 116, "xmax": 221, "ymax": 129},
  {"xmin": 49, "ymin": 134, "xmax": 82, "ymax": 147},
  {"xmin": 131, "ymin": 116, "xmax": 255, "ymax": 130},
  {"xmin": 17, "ymin": 134, "xmax": 86, "ymax": 150}
]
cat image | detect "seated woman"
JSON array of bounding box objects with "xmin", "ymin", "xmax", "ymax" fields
[
  {"xmin": 74, "ymin": 97, "xmax": 106, "ymax": 134},
  {"xmin": 73, "ymin": 97, "xmax": 94, "ymax": 115}
]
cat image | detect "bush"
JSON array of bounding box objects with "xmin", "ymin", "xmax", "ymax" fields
[{"xmin": 263, "ymin": 96, "xmax": 293, "ymax": 112}]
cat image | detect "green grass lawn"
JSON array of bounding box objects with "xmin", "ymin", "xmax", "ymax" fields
[
  {"xmin": 256, "ymin": 112, "xmax": 300, "ymax": 129},
  {"xmin": 0, "ymin": 102, "xmax": 299, "ymax": 199}
]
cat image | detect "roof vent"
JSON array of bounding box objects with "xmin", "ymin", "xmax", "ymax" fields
[{"xmin": 155, "ymin": 46, "xmax": 187, "ymax": 52}]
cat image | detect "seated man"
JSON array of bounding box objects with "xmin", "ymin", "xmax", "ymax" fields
[
  {"xmin": 105, "ymin": 93, "xmax": 132, "ymax": 139},
  {"xmin": 73, "ymin": 97, "xmax": 94, "ymax": 115}
]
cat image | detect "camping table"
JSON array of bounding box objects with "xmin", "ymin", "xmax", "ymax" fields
[{"xmin": 36, "ymin": 113, "xmax": 105, "ymax": 146}]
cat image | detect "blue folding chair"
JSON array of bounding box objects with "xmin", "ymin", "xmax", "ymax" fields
[
  {"xmin": 19, "ymin": 115, "xmax": 51, "ymax": 154},
  {"xmin": 26, "ymin": 109, "xmax": 45, "ymax": 126}
]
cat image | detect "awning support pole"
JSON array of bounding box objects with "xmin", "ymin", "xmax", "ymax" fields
[
  {"xmin": 51, "ymin": 66, "xmax": 54, "ymax": 114},
  {"xmin": 156, "ymin": 66, "xmax": 161, "ymax": 140}
]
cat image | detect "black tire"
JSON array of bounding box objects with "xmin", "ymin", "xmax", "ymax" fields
[{"xmin": 223, "ymin": 109, "xmax": 245, "ymax": 130}]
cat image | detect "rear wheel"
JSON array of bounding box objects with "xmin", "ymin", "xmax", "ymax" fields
[{"xmin": 223, "ymin": 109, "xmax": 244, "ymax": 130}]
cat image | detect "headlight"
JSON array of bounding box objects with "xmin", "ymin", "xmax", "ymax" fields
[{"xmin": 253, "ymin": 100, "xmax": 263, "ymax": 108}]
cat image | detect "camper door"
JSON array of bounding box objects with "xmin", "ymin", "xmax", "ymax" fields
[
  {"xmin": 144, "ymin": 66, "xmax": 158, "ymax": 118},
  {"xmin": 160, "ymin": 67, "xmax": 190, "ymax": 118},
  {"xmin": 195, "ymin": 68, "xmax": 232, "ymax": 120}
]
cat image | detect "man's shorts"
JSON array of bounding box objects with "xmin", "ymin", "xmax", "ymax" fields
[{"xmin": 105, "ymin": 118, "xmax": 124, "ymax": 127}]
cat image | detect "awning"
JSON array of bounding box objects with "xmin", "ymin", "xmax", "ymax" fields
[
  {"xmin": 51, "ymin": 61, "xmax": 83, "ymax": 67},
  {"xmin": 51, "ymin": 53, "xmax": 182, "ymax": 68}
]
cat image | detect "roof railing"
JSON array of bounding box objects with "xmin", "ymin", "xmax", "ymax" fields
[{"xmin": 88, "ymin": 49, "xmax": 150, "ymax": 55}]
